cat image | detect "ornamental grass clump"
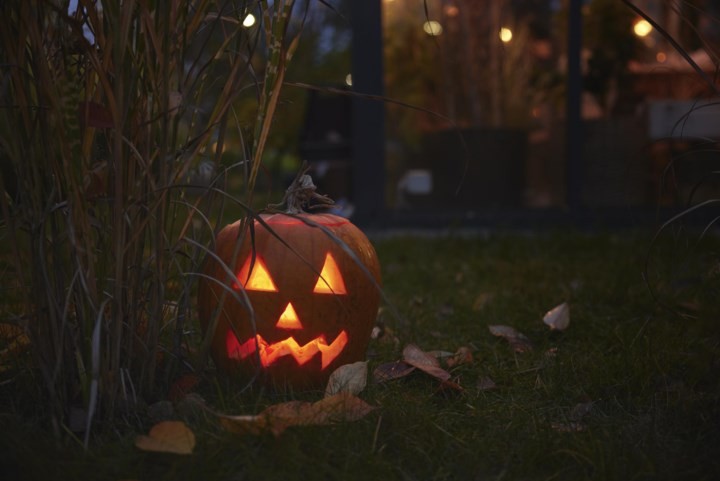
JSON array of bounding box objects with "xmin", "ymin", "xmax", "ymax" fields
[{"xmin": 0, "ymin": 0, "xmax": 300, "ymax": 442}]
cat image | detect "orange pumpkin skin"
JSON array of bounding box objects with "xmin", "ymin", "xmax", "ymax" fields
[{"xmin": 198, "ymin": 213, "xmax": 381, "ymax": 389}]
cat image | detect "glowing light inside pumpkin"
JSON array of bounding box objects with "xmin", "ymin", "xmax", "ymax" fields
[
  {"xmin": 236, "ymin": 257, "xmax": 278, "ymax": 292},
  {"xmin": 226, "ymin": 330, "xmax": 349, "ymax": 369},
  {"xmin": 313, "ymin": 253, "xmax": 347, "ymax": 294},
  {"xmin": 276, "ymin": 302, "xmax": 302, "ymax": 329}
]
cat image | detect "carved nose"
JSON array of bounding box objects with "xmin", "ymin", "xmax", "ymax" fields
[{"xmin": 275, "ymin": 302, "xmax": 302, "ymax": 329}]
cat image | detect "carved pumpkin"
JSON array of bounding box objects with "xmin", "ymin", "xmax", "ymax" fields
[{"xmin": 198, "ymin": 195, "xmax": 381, "ymax": 389}]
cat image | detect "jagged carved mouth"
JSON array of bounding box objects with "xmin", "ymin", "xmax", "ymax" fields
[{"xmin": 226, "ymin": 329, "xmax": 348, "ymax": 370}]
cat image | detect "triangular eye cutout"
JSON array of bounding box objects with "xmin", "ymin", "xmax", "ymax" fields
[
  {"xmin": 275, "ymin": 302, "xmax": 303, "ymax": 329},
  {"xmin": 237, "ymin": 256, "xmax": 278, "ymax": 292},
  {"xmin": 313, "ymin": 253, "xmax": 347, "ymax": 295}
]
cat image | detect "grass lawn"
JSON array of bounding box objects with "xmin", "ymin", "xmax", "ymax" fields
[{"xmin": 1, "ymin": 229, "xmax": 719, "ymax": 480}]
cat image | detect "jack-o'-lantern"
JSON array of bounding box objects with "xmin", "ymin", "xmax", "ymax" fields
[{"xmin": 197, "ymin": 173, "xmax": 381, "ymax": 389}]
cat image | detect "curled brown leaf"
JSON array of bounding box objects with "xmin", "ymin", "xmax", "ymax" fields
[
  {"xmin": 218, "ymin": 392, "xmax": 376, "ymax": 437},
  {"xmin": 403, "ymin": 344, "xmax": 452, "ymax": 382},
  {"xmin": 135, "ymin": 421, "xmax": 196, "ymax": 455}
]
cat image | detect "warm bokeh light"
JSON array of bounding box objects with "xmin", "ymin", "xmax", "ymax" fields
[
  {"xmin": 444, "ymin": 5, "xmax": 459, "ymax": 17},
  {"xmin": 633, "ymin": 19, "xmax": 652, "ymax": 37},
  {"xmin": 345, "ymin": 73, "xmax": 353, "ymax": 86},
  {"xmin": 242, "ymin": 13, "xmax": 256, "ymax": 27},
  {"xmin": 656, "ymin": 51, "xmax": 667, "ymax": 63},
  {"xmin": 423, "ymin": 20, "xmax": 443, "ymax": 36},
  {"xmin": 499, "ymin": 27, "xmax": 513, "ymax": 43}
]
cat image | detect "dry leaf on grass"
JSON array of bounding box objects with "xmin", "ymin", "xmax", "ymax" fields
[
  {"xmin": 219, "ymin": 392, "xmax": 376, "ymax": 437},
  {"xmin": 135, "ymin": 420, "xmax": 195, "ymax": 455},
  {"xmin": 405, "ymin": 344, "xmax": 464, "ymax": 391},
  {"xmin": 476, "ymin": 376, "xmax": 497, "ymax": 391},
  {"xmin": 402, "ymin": 344, "xmax": 451, "ymax": 381},
  {"xmin": 325, "ymin": 361, "xmax": 367, "ymax": 397},
  {"xmin": 373, "ymin": 361, "xmax": 416, "ymax": 383},
  {"xmin": 427, "ymin": 350, "xmax": 454, "ymax": 359},
  {"xmin": 446, "ymin": 346, "xmax": 473, "ymax": 368},
  {"xmin": 543, "ymin": 302, "xmax": 570, "ymax": 331},
  {"xmin": 488, "ymin": 325, "xmax": 533, "ymax": 352}
]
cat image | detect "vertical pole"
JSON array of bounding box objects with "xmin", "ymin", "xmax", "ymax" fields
[
  {"xmin": 350, "ymin": 0, "xmax": 385, "ymax": 225},
  {"xmin": 566, "ymin": 0, "xmax": 583, "ymax": 215}
]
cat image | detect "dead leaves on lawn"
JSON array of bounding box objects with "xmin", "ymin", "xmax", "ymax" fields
[
  {"xmin": 217, "ymin": 361, "xmax": 376, "ymax": 437},
  {"xmin": 137, "ymin": 362, "xmax": 377, "ymax": 446},
  {"xmin": 219, "ymin": 392, "xmax": 376, "ymax": 437},
  {"xmin": 372, "ymin": 344, "xmax": 468, "ymax": 392},
  {"xmin": 134, "ymin": 301, "xmax": 576, "ymax": 448},
  {"xmin": 489, "ymin": 302, "xmax": 571, "ymax": 353}
]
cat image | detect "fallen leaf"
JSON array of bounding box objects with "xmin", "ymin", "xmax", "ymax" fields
[
  {"xmin": 313, "ymin": 391, "xmax": 377, "ymax": 423},
  {"xmin": 488, "ymin": 325, "xmax": 533, "ymax": 352},
  {"xmin": 403, "ymin": 344, "xmax": 452, "ymax": 381},
  {"xmin": 219, "ymin": 392, "xmax": 376, "ymax": 437},
  {"xmin": 550, "ymin": 421, "xmax": 586, "ymax": 433},
  {"xmin": 325, "ymin": 361, "xmax": 368, "ymax": 397},
  {"xmin": 135, "ymin": 421, "xmax": 195, "ymax": 455},
  {"xmin": 476, "ymin": 376, "xmax": 497, "ymax": 391},
  {"xmin": 427, "ymin": 350, "xmax": 454, "ymax": 359},
  {"xmin": 446, "ymin": 346, "xmax": 473, "ymax": 368},
  {"xmin": 543, "ymin": 302, "xmax": 570, "ymax": 331},
  {"xmin": 219, "ymin": 401, "xmax": 311, "ymax": 437},
  {"xmin": 373, "ymin": 361, "xmax": 416, "ymax": 383},
  {"xmin": 437, "ymin": 378, "xmax": 464, "ymax": 392}
]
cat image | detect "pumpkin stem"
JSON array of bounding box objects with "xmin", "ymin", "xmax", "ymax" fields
[{"xmin": 269, "ymin": 162, "xmax": 334, "ymax": 214}]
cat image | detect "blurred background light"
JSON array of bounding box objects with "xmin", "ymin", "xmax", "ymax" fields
[{"xmin": 422, "ymin": 20, "xmax": 443, "ymax": 36}]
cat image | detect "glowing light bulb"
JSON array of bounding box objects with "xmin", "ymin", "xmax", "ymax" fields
[
  {"xmin": 633, "ymin": 19, "xmax": 652, "ymax": 37},
  {"xmin": 499, "ymin": 27, "xmax": 513, "ymax": 43},
  {"xmin": 242, "ymin": 13, "xmax": 256, "ymax": 28},
  {"xmin": 423, "ymin": 21, "xmax": 443, "ymax": 36}
]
